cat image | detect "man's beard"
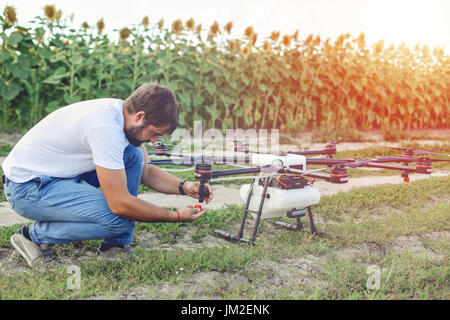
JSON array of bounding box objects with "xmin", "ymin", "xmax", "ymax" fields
[{"xmin": 124, "ymin": 124, "xmax": 146, "ymax": 147}]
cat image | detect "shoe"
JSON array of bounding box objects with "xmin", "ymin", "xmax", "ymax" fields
[
  {"xmin": 96, "ymin": 243, "xmax": 140, "ymax": 262},
  {"xmin": 10, "ymin": 227, "xmax": 55, "ymax": 267}
]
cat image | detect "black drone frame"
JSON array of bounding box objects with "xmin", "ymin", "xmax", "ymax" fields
[
  {"xmin": 193, "ymin": 162, "xmax": 330, "ymax": 244},
  {"xmin": 147, "ymin": 142, "xmax": 449, "ymax": 244}
]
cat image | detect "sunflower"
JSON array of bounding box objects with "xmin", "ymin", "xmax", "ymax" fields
[
  {"xmin": 82, "ymin": 22, "xmax": 89, "ymax": 32},
  {"xmin": 119, "ymin": 27, "xmax": 131, "ymax": 41},
  {"xmin": 262, "ymin": 41, "xmax": 271, "ymax": 53},
  {"xmin": 142, "ymin": 16, "xmax": 149, "ymax": 28},
  {"xmin": 172, "ymin": 19, "xmax": 183, "ymax": 35},
  {"xmin": 270, "ymin": 31, "xmax": 280, "ymax": 42},
  {"xmin": 158, "ymin": 18, "xmax": 164, "ymax": 29},
  {"xmin": 244, "ymin": 26, "xmax": 254, "ymax": 39},
  {"xmin": 97, "ymin": 18, "xmax": 105, "ymax": 34},
  {"xmin": 241, "ymin": 45, "xmax": 251, "ymax": 59},
  {"xmin": 282, "ymin": 35, "xmax": 291, "ymax": 47},
  {"xmin": 3, "ymin": 6, "xmax": 17, "ymax": 26},
  {"xmin": 185, "ymin": 18, "xmax": 195, "ymax": 30},
  {"xmin": 209, "ymin": 21, "xmax": 219, "ymax": 36},
  {"xmin": 224, "ymin": 21, "xmax": 233, "ymax": 34},
  {"xmin": 44, "ymin": 5, "xmax": 56, "ymax": 21}
]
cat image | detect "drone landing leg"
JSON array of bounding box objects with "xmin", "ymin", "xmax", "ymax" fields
[
  {"xmin": 275, "ymin": 206, "xmax": 325, "ymax": 237},
  {"xmin": 215, "ymin": 177, "xmax": 270, "ymax": 245},
  {"xmin": 275, "ymin": 211, "xmax": 305, "ymax": 231},
  {"xmin": 250, "ymin": 177, "xmax": 270, "ymax": 244}
]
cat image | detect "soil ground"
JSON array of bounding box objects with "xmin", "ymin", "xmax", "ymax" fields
[{"xmin": 0, "ymin": 129, "xmax": 449, "ymax": 299}]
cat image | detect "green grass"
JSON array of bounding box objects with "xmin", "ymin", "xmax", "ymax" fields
[
  {"xmin": 0, "ymin": 166, "xmax": 449, "ymax": 299},
  {"xmin": 317, "ymin": 251, "xmax": 449, "ymax": 299},
  {"xmin": 315, "ymin": 174, "xmax": 450, "ymax": 222},
  {"xmin": 0, "ymin": 144, "xmax": 12, "ymax": 157},
  {"xmin": 0, "ymin": 246, "xmax": 260, "ymax": 299}
]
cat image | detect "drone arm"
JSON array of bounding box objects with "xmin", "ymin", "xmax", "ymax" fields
[
  {"xmin": 306, "ymin": 158, "xmax": 353, "ymax": 166},
  {"xmin": 364, "ymin": 162, "xmax": 418, "ymax": 172},
  {"xmin": 288, "ymin": 149, "xmax": 336, "ymax": 156},
  {"xmin": 208, "ymin": 166, "xmax": 265, "ymax": 178},
  {"xmin": 147, "ymin": 159, "xmax": 195, "ymax": 167},
  {"xmin": 287, "ymin": 166, "xmax": 349, "ymax": 183},
  {"xmin": 300, "ymin": 172, "xmax": 333, "ymax": 182},
  {"xmin": 287, "ymin": 142, "xmax": 337, "ymax": 157}
]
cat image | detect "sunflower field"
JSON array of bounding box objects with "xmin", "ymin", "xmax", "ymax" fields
[{"xmin": 0, "ymin": 5, "xmax": 449, "ymax": 132}]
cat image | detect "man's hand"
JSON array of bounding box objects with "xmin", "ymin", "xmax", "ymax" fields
[
  {"xmin": 182, "ymin": 181, "xmax": 213, "ymax": 204},
  {"xmin": 176, "ymin": 205, "xmax": 207, "ymax": 222}
]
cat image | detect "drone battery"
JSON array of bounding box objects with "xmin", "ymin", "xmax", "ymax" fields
[
  {"xmin": 287, "ymin": 208, "xmax": 306, "ymax": 218},
  {"xmin": 260, "ymin": 176, "xmax": 308, "ymax": 189},
  {"xmin": 240, "ymin": 183, "xmax": 321, "ymax": 219}
]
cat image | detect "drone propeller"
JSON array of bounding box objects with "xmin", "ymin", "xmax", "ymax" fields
[
  {"xmin": 385, "ymin": 146, "xmax": 449, "ymax": 157},
  {"xmin": 148, "ymin": 154, "xmax": 252, "ymax": 167},
  {"xmin": 337, "ymin": 157, "xmax": 428, "ymax": 168},
  {"xmin": 384, "ymin": 156, "xmax": 450, "ymax": 163}
]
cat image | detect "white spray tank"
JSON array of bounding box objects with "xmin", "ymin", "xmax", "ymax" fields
[{"xmin": 239, "ymin": 153, "xmax": 321, "ymax": 219}]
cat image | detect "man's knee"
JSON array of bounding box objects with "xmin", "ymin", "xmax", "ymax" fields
[
  {"xmin": 124, "ymin": 144, "xmax": 144, "ymax": 167},
  {"xmin": 105, "ymin": 215, "xmax": 134, "ymax": 235}
]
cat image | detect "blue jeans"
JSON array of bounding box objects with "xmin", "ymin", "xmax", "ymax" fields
[{"xmin": 3, "ymin": 144, "xmax": 144, "ymax": 246}]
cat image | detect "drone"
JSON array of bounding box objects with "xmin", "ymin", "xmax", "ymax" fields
[{"xmin": 146, "ymin": 141, "xmax": 450, "ymax": 245}]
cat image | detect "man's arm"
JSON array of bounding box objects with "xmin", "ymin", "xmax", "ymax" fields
[
  {"xmin": 140, "ymin": 144, "xmax": 180, "ymax": 194},
  {"xmin": 139, "ymin": 144, "xmax": 213, "ymax": 202},
  {"xmin": 141, "ymin": 163, "xmax": 184, "ymax": 194},
  {"xmin": 96, "ymin": 165, "xmax": 205, "ymax": 222}
]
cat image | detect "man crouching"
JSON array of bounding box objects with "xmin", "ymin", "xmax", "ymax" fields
[{"xmin": 1, "ymin": 83, "xmax": 213, "ymax": 266}]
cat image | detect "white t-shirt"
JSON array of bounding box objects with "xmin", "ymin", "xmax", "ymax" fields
[{"xmin": 2, "ymin": 98, "xmax": 130, "ymax": 183}]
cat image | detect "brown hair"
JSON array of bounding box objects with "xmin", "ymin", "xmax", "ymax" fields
[{"xmin": 124, "ymin": 83, "xmax": 179, "ymax": 134}]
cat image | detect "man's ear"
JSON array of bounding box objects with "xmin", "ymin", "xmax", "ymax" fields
[{"xmin": 134, "ymin": 111, "xmax": 146, "ymax": 124}]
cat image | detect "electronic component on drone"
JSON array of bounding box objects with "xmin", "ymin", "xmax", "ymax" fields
[{"xmin": 147, "ymin": 141, "xmax": 450, "ymax": 244}]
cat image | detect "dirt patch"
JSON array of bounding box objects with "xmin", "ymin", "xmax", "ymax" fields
[
  {"xmin": 247, "ymin": 257, "xmax": 325, "ymax": 286},
  {"xmin": 389, "ymin": 232, "xmax": 449, "ymax": 261},
  {"xmin": 92, "ymin": 271, "xmax": 250, "ymax": 300},
  {"xmin": 0, "ymin": 247, "xmax": 35, "ymax": 276},
  {"xmin": 91, "ymin": 256, "xmax": 326, "ymax": 300},
  {"xmin": 333, "ymin": 231, "xmax": 449, "ymax": 262},
  {"xmin": 334, "ymin": 242, "xmax": 387, "ymax": 261},
  {"xmin": 0, "ymin": 131, "xmax": 24, "ymax": 147},
  {"xmin": 134, "ymin": 228, "xmax": 230, "ymax": 251}
]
